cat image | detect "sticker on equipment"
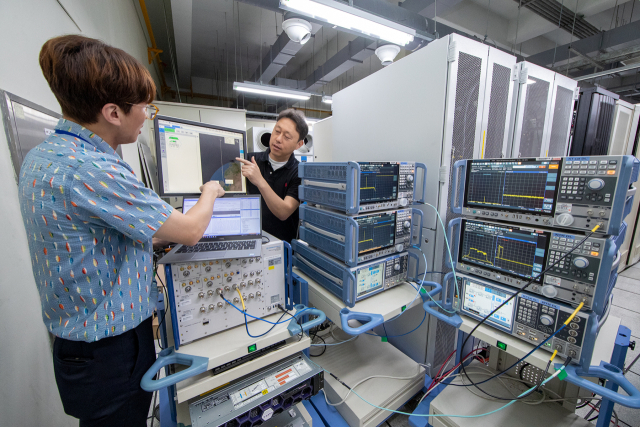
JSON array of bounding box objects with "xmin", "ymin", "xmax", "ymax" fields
[{"xmin": 556, "ymin": 203, "xmax": 572, "ymax": 213}]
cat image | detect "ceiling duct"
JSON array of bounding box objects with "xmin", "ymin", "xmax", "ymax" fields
[{"xmin": 512, "ymin": 0, "xmax": 600, "ymax": 40}]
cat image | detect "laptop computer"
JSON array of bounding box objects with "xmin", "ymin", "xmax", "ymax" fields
[{"xmin": 159, "ymin": 194, "xmax": 262, "ymax": 263}]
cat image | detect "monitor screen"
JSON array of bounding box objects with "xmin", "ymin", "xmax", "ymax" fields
[
  {"xmin": 359, "ymin": 162, "xmax": 399, "ymax": 203},
  {"xmin": 462, "ymin": 279, "xmax": 515, "ymax": 331},
  {"xmin": 459, "ymin": 219, "xmax": 549, "ymax": 281},
  {"xmin": 356, "ymin": 262, "xmax": 385, "ymax": 297},
  {"xmin": 183, "ymin": 196, "xmax": 261, "ymax": 239},
  {"xmin": 155, "ymin": 116, "xmax": 247, "ymax": 196},
  {"xmin": 356, "ymin": 212, "xmax": 396, "ymax": 255},
  {"xmin": 463, "ymin": 158, "xmax": 562, "ymax": 215}
]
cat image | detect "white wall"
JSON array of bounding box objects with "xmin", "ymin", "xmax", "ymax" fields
[{"xmin": 0, "ymin": 1, "xmax": 159, "ymax": 425}]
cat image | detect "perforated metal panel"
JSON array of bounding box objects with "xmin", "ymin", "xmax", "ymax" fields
[
  {"xmin": 547, "ymin": 86, "xmax": 574, "ymax": 156},
  {"xmin": 518, "ymin": 77, "xmax": 550, "ymax": 157},
  {"xmin": 433, "ymin": 317, "xmax": 458, "ymax": 373},
  {"xmin": 443, "ymin": 52, "xmax": 482, "ymax": 273},
  {"xmin": 484, "ymin": 63, "xmax": 511, "ymax": 159}
]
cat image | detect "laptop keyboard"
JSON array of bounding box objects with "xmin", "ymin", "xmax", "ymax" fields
[{"xmin": 176, "ymin": 240, "xmax": 257, "ymax": 253}]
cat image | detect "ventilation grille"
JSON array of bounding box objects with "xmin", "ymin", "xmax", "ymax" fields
[
  {"xmin": 433, "ymin": 318, "xmax": 458, "ymax": 373},
  {"xmin": 589, "ymin": 94, "xmax": 616, "ymax": 155},
  {"xmin": 518, "ymin": 76, "xmax": 550, "ymax": 157},
  {"xmin": 442, "ymin": 51, "xmax": 482, "ymax": 273},
  {"xmin": 513, "ymin": 361, "xmax": 546, "ymax": 385},
  {"xmin": 547, "ymin": 86, "xmax": 574, "ymax": 157},
  {"xmin": 484, "ymin": 63, "xmax": 511, "ymax": 159}
]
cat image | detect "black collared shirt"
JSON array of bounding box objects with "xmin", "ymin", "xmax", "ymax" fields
[{"xmin": 245, "ymin": 149, "xmax": 300, "ymax": 243}]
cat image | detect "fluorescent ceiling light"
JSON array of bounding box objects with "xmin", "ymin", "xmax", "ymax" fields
[
  {"xmin": 233, "ymin": 81, "xmax": 311, "ymax": 100},
  {"xmin": 280, "ymin": 0, "xmax": 415, "ymax": 46},
  {"xmin": 322, "ymin": 95, "xmax": 332, "ymax": 104}
]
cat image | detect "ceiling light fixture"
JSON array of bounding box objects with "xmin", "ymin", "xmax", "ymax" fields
[
  {"xmin": 279, "ymin": 0, "xmax": 415, "ymax": 46},
  {"xmin": 322, "ymin": 95, "xmax": 332, "ymax": 104},
  {"xmin": 233, "ymin": 81, "xmax": 312, "ymax": 100}
]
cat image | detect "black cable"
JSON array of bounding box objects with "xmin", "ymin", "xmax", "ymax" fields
[
  {"xmin": 262, "ymin": 235, "xmax": 270, "ymax": 243},
  {"xmin": 455, "ymin": 229, "xmax": 596, "ymax": 400},
  {"xmin": 309, "ymin": 331, "xmax": 326, "ymax": 357},
  {"xmin": 518, "ymin": 363, "xmax": 531, "ymax": 381},
  {"xmin": 154, "ymin": 266, "xmax": 169, "ymax": 350}
]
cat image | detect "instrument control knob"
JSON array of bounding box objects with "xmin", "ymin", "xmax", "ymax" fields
[
  {"xmin": 555, "ymin": 213, "xmax": 574, "ymax": 226},
  {"xmin": 540, "ymin": 314, "xmax": 554, "ymax": 326},
  {"xmin": 394, "ymin": 264, "xmax": 401, "ymax": 271},
  {"xmin": 587, "ymin": 178, "xmax": 605, "ymax": 191},
  {"xmin": 541, "ymin": 285, "xmax": 558, "ymax": 298},
  {"xmin": 395, "ymin": 244, "xmax": 404, "ymax": 252},
  {"xmin": 403, "ymin": 221, "xmax": 411, "ymax": 229},
  {"xmin": 573, "ymin": 257, "xmax": 589, "ymax": 268},
  {"xmin": 208, "ymin": 304, "xmax": 215, "ymax": 311},
  {"xmin": 398, "ymin": 198, "xmax": 408, "ymax": 207},
  {"xmin": 406, "ymin": 175, "xmax": 414, "ymax": 183}
]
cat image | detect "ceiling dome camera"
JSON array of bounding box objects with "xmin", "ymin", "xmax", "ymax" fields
[
  {"xmin": 375, "ymin": 45, "xmax": 401, "ymax": 66},
  {"xmin": 282, "ymin": 18, "xmax": 312, "ymax": 45}
]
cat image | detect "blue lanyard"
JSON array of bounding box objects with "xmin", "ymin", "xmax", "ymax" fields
[{"xmin": 54, "ymin": 129, "xmax": 92, "ymax": 145}]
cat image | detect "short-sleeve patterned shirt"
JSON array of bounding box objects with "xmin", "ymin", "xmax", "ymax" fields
[{"xmin": 19, "ymin": 118, "xmax": 174, "ymax": 342}]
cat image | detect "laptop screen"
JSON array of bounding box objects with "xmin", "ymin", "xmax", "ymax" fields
[{"xmin": 183, "ymin": 195, "xmax": 261, "ymax": 239}]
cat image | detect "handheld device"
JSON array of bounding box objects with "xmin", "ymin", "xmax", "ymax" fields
[
  {"xmin": 451, "ymin": 155, "xmax": 638, "ymax": 235},
  {"xmin": 447, "ymin": 218, "xmax": 621, "ymax": 315},
  {"xmin": 298, "ymin": 161, "xmax": 427, "ymax": 214},
  {"xmin": 160, "ymin": 238, "xmax": 285, "ymax": 349},
  {"xmin": 298, "ymin": 205, "xmax": 423, "ymax": 267},
  {"xmin": 291, "ymin": 240, "xmax": 409, "ymax": 307},
  {"xmin": 154, "ymin": 115, "xmax": 247, "ymax": 196},
  {"xmin": 450, "ymin": 273, "xmax": 599, "ymax": 366}
]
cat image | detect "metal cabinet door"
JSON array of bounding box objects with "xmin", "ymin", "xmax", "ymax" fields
[
  {"xmin": 476, "ymin": 47, "xmax": 516, "ymax": 159},
  {"xmin": 543, "ymin": 73, "xmax": 577, "ymax": 157},
  {"xmin": 436, "ymin": 34, "xmax": 489, "ymax": 273},
  {"xmin": 608, "ymin": 101, "xmax": 634, "ymax": 155},
  {"xmin": 510, "ymin": 62, "xmax": 555, "ymax": 158}
]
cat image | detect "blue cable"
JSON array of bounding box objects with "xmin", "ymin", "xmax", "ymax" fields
[
  {"xmin": 447, "ymin": 323, "xmax": 567, "ymax": 387},
  {"xmin": 306, "ymin": 358, "xmax": 566, "ymax": 419},
  {"xmin": 364, "ymin": 310, "xmax": 427, "ymax": 338},
  {"xmin": 221, "ymin": 295, "xmax": 310, "ymax": 325}
]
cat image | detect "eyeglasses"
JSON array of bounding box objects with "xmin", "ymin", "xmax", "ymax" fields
[{"xmin": 125, "ymin": 103, "xmax": 160, "ymax": 120}]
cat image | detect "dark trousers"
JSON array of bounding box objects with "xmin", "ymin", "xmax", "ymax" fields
[{"xmin": 52, "ymin": 317, "xmax": 156, "ymax": 426}]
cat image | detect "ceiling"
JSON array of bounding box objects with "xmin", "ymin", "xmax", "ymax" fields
[{"xmin": 140, "ymin": 0, "xmax": 640, "ymax": 118}]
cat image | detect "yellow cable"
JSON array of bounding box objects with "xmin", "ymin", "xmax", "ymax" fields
[
  {"xmin": 564, "ymin": 301, "xmax": 584, "ymax": 326},
  {"xmin": 235, "ymin": 287, "xmax": 246, "ymax": 311},
  {"xmin": 549, "ymin": 349, "xmax": 559, "ymax": 363},
  {"xmin": 591, "ymin": 224, "xmax": 600, "ymax": 233}
]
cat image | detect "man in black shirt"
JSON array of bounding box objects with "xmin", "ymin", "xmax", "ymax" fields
[{"xmin": 236, "ymin": 109, "xmax": 308, "ymax": 243}]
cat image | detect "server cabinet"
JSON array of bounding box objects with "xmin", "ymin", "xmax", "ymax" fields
[{"xmin": 569, "ymin": 86, "xmax": 619, "ymax": 156}]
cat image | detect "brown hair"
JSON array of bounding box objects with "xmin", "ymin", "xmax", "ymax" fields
[
  {"xmin": 277, "ymin": 109, "xmax": 308, "ymax": 142},
  {"xmin": 39, "ymin": 35, "xmax": 156, "ymax": 124}
]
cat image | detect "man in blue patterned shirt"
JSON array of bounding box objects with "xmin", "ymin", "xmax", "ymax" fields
[{"xmin": 19, "ymin": 35, "xmax": 225, "ymax": 426}]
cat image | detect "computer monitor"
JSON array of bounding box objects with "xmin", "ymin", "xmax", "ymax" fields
[
  {"xmin": 154, "ymin": 115, "xmax": 247, "ymax": 196},
  {"xmin": 182, "ymin": 195, "xmax": 261, "ymax": 240}
]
